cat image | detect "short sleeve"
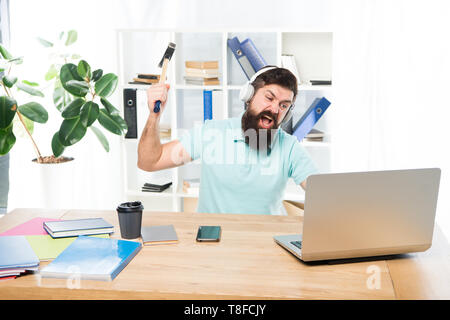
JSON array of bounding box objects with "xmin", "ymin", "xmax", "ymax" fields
[
  {"xmin": 287, "ymin": 139, "xmax": 319, "ymax": 185},
  {"xmin": 178, "ymin": 123, "xmax": 203, "ymax": 161}
]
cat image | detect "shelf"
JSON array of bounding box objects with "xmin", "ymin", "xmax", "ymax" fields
[
  {"xmin": 176, "ymin": 188, "xmax": 199, "ymax": 198},
  {"xmin": 175, "ymin": 84, "xmax": 223, "ymax": 90},
  {"xmin": 118, "ymin": 28, "xmax": 334, "ymax": 212},
  {"xmin": 300, "ymin": 141, "xmax": 331, "ymax": 148},
  {"xmin": 126, "ymin": 187, "xmax": 174, "ymax": 198},
  {"xmin": 298, "ymin": 84, "xmax": 332, "ymax": 91}
]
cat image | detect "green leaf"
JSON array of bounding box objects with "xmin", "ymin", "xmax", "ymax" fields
[
  {"xmin": 111, "ymin": 113, "xmax": 128, "ymax": 132},
  {"xmin": 0, "ymin": 123, "xmax": 16, "ymax": 155},
  {"xmin": 2, "ymin": 75, "xmax": 17, "ymax": 88},
  {"xmin": 92, "ymin": 69, "xmax": 103, "ymax": 82},
  {"xmin": 37, "ymin": 37, "xmax": 53, "ymax": 47},
  {"xmin": 45, "ymin": 64, "xmax": 58, "ymax": 81},
  {"xmin": 59, "ymin": 31, "xmax": 65, "ymax": 40},
  {"xmin": 80, "ymin": 101, "xmax": 99, "ymax": 127},
  {"xmin": 0, "ymin": 96, "xmax": 17, "ymax": 129},
  {"xmin": 22, "ymin": 80, "xmax": 39, "ymax": 87},
  {"xmin": 53, "ymin": 87, "xmax": 67, "ymax": 111},
  {"xmin": 100, "ymin": 97, "xmax": 120, "ymax": 115},
  {"xmin": 97, "ymin": 108, "xmax": 123, "ymax": 135},
  {"xmin": 16, "ymin": 82, "xmax": 45, "ymax": 97},
  {"xmin": 65, "ymin": 30, "xmax": 78, "ymax": 46},
  {"xmin": 64, "ymin": 79, "xmax": 89, "ymax": 97},
  {"xmin": 61, "ymin": 98, "xmax": 84, "ymax": 118},
  {"xmin": 94, "ymin": 73, "xmax": 118, "ymax": 98},
  {"xmin": 77, "ymin": 60, "xmax": 91, "ymax": 80},
  {"xmin": 0, "ymin": 44, "xmax": 12, "ymax": 60},
  {"xmin": 18, "ymin": 102, "xmax": 48, "ymax": 123},
  {"xmin": 12, "ymin": 113, "xmax": 34, "ymax": 137},
  {"xmin": 59, "ymin": 116, "xmax": 87, "ymax": 146},
  {"xmin": 90, "ymin": 126, "xmax": 109, "ymax": 152},
  {"xmin": 51, "ymin": 132, "xmax": 65, "ymax": 157},
  {"xmin": 60, "ymin": 63, "xmax": 85, "ymax": 96},
  {"xmin": 8, "ymin": 57, "xmax": 23, "ymax": 65}
]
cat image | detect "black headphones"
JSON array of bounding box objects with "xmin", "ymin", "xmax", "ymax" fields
[{"xmin": 239, "ymin": 66, "xmax": 295, "ymax": 125}]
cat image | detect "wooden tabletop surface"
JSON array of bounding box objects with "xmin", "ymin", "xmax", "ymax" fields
[{"xmin": 0, "ymin": 208, "xmax": 449, "ymax": 300}]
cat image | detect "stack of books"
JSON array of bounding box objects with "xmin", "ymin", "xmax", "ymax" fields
[
  {"xmin": 184, "ymin": 61, "xmax": 220, "ymax": 86},
  {"xmin": 183, "ymin": 178, "xmax": 200, "ymax": 195},
  {"xmin": 305, "ymin": 128, "xmax": 325, "ymax": 142},
  {"xmin": 0, "ymin": 236, "xmax": 39, "ymax": 281},
  {"xmin": 142, "ymin": 182, "xmax": 172, "ymax": 193},
  {"xmin": 129, "ymin": 74, "xmax": 160, "ymax": 85}
]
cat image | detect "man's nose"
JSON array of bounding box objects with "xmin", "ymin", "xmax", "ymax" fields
[{"xmin": 267, "ymin": 101, "xmax": 279, "ymax": 114}]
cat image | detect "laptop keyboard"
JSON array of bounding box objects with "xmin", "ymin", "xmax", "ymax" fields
[{"xmin": 290, "ymin": 241, "xmax": 302, "ymax": 249}]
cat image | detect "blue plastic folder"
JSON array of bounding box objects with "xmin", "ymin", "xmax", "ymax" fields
[
  {"xmin": 40, "ymin": 236, "xmax": 141, "ymax": 281},
  {"xmin": 292, "ymin": 97, "xmax": 331, "ymax": 142},
  {"xmin": 239, "ymin": 38, "xmax": 267, "ymax": 73},
  {"xmin": 0, "ymin": 236, "xmax": 39, "ymax": 270},
  {"xmin": 227, "ymin": 37, "xmax": 256, "ymax": 79},
  {"xmin": 203, "ymin": 90, "xmax": 212, "ymax": 121}
]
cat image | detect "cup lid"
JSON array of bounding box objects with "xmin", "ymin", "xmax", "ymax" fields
[{"xmin": 117, "ymin": 201, "xmax": 144, "ymax": 212}]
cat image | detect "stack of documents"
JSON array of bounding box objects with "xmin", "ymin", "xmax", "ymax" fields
[{"xmin": 0, "ymin": 236, "xmax": 39, "ymax": 281}]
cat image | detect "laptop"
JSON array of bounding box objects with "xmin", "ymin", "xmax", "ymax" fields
[{"xmin": 274, "ymin": 168, "xmax": 441, "ymax": 262}]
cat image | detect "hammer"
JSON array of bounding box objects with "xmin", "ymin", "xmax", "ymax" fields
[{"xmin": 153, "ymin": 42, "xmax": 176, "ymax": 113}]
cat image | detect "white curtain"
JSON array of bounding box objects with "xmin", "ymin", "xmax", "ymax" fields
[{"xmin": 332, "ymin": 0, "xmax": 450, "ymax": 240}]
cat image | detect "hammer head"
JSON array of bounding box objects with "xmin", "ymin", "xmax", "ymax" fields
[{"xmin": 158, "ymin": 42, "xmax": 176, "ymax": 68}]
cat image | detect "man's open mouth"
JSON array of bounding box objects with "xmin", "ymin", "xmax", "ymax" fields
[{"xmin": 259, "ymin": 114, "xmax": 275, "ymax": 129}]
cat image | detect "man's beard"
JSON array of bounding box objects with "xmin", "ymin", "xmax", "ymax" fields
[{"xmin": 241, "ymin": 108, "xmax": 280, "ymax": 151}]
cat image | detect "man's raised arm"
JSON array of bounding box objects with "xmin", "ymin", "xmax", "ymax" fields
[{"xmin": 138, "ymin": 84, "xmax": 192, "ymax": 172}]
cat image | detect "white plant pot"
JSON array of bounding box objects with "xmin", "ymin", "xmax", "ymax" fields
[{"xmin": 33, "ymin": 158, "xmax": 75, "ymax": 209}]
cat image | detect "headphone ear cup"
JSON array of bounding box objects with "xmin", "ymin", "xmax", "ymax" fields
[{"xmin": 239, "ymin": 82, "xmax": 254, "ymax": 103}]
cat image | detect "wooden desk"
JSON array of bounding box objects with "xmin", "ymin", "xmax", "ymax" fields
[{"xmin": 0, "ymin": 208, "xmax": 449, "ymax": 300}]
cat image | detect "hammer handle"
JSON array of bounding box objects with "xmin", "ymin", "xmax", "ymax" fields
[{"xmin": 153, "ymin": 58, "xmax": 169, "ymax": 113}]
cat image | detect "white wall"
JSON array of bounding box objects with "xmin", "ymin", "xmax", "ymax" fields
[{"xmin": 6, "ymin": 0, "xmax": 449, "ymax": 241}]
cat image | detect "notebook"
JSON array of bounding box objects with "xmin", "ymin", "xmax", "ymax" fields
[
  {"xmin": 25, "ymin": 234, "xmax": 109, "ymax": 261},
  {"xmin": 40, "ymin": 236, "xmax": 142, "ymax": 281},
  {"xmin": 0, "ymin": 236, "xmax": 40, "ymax": 270},
  {"xmin": 43, "ymin": 218, "xmax": 114, "ymax": 238},
  {"xmin": 0, "ymin": 217, "xmax": 62, "ymax": 236},
  {"xmin": 141, "ymin": 225, "xmax": 178, "ymax": 245}
]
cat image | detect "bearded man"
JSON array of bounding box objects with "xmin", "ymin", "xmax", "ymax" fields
[{"xmin": 138, "ymin": 66, "xmax": 318, "ymax": 214}]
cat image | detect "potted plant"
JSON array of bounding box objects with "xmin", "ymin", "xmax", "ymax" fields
[
  {"xmin": 37, "ymin": 30, "xmax": 128, "ymax": 161},
  {"xmin": 0, "ymin": 32, "xmax": 128, "ymax": 208}
]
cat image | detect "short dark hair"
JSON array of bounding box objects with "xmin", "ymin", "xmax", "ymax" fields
[{"xmin": 251, "ymin": 66, "xmax": 298, "ymax": 101}]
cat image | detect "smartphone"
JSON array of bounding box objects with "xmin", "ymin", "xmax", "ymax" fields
[{"xmin": 196, "ymin": 226, "xmax": 221, "ymax": 242}]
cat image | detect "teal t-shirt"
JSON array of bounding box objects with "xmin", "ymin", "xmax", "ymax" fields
[{"xmin": 178, "ymin": 112, "xmax": 318, "ymax": 215}]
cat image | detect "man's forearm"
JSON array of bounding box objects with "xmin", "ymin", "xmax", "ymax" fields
[{"xmin": 138, "ymin": 116, "xmax": 162, "ymax": 170}]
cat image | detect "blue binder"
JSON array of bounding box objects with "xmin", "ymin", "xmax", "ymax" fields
[
  {"xmin": 203, "ymin": 90, "xmax": 212, "ymax": 122},
  {"xmin": 240, "ymin": 38, "xmax": 267, "ymax": 72},
  {"xmin": 40, "ymin": 236, "xmax": 141, "ymax": 281},
  {"xmin": 292, "ymin": 97, "xmax": 331, "ymax": 142},
  {"xmin": 227, "ymin": 37, "xmax": 255, "ymax": 80}
]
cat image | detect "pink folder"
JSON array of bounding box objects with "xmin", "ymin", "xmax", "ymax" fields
[{"xmin": 0, "ymin": 217, "xmax": 62, "ymax": 236}]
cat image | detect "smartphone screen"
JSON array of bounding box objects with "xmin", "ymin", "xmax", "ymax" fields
[{"xmin": 196, "ymin": 226, "xmax": 221, "ymax": 242}]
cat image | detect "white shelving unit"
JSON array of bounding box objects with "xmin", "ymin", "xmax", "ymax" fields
[{"xmin": 116, "ymin": 28, "xmax": 333, "ymax": 212}]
